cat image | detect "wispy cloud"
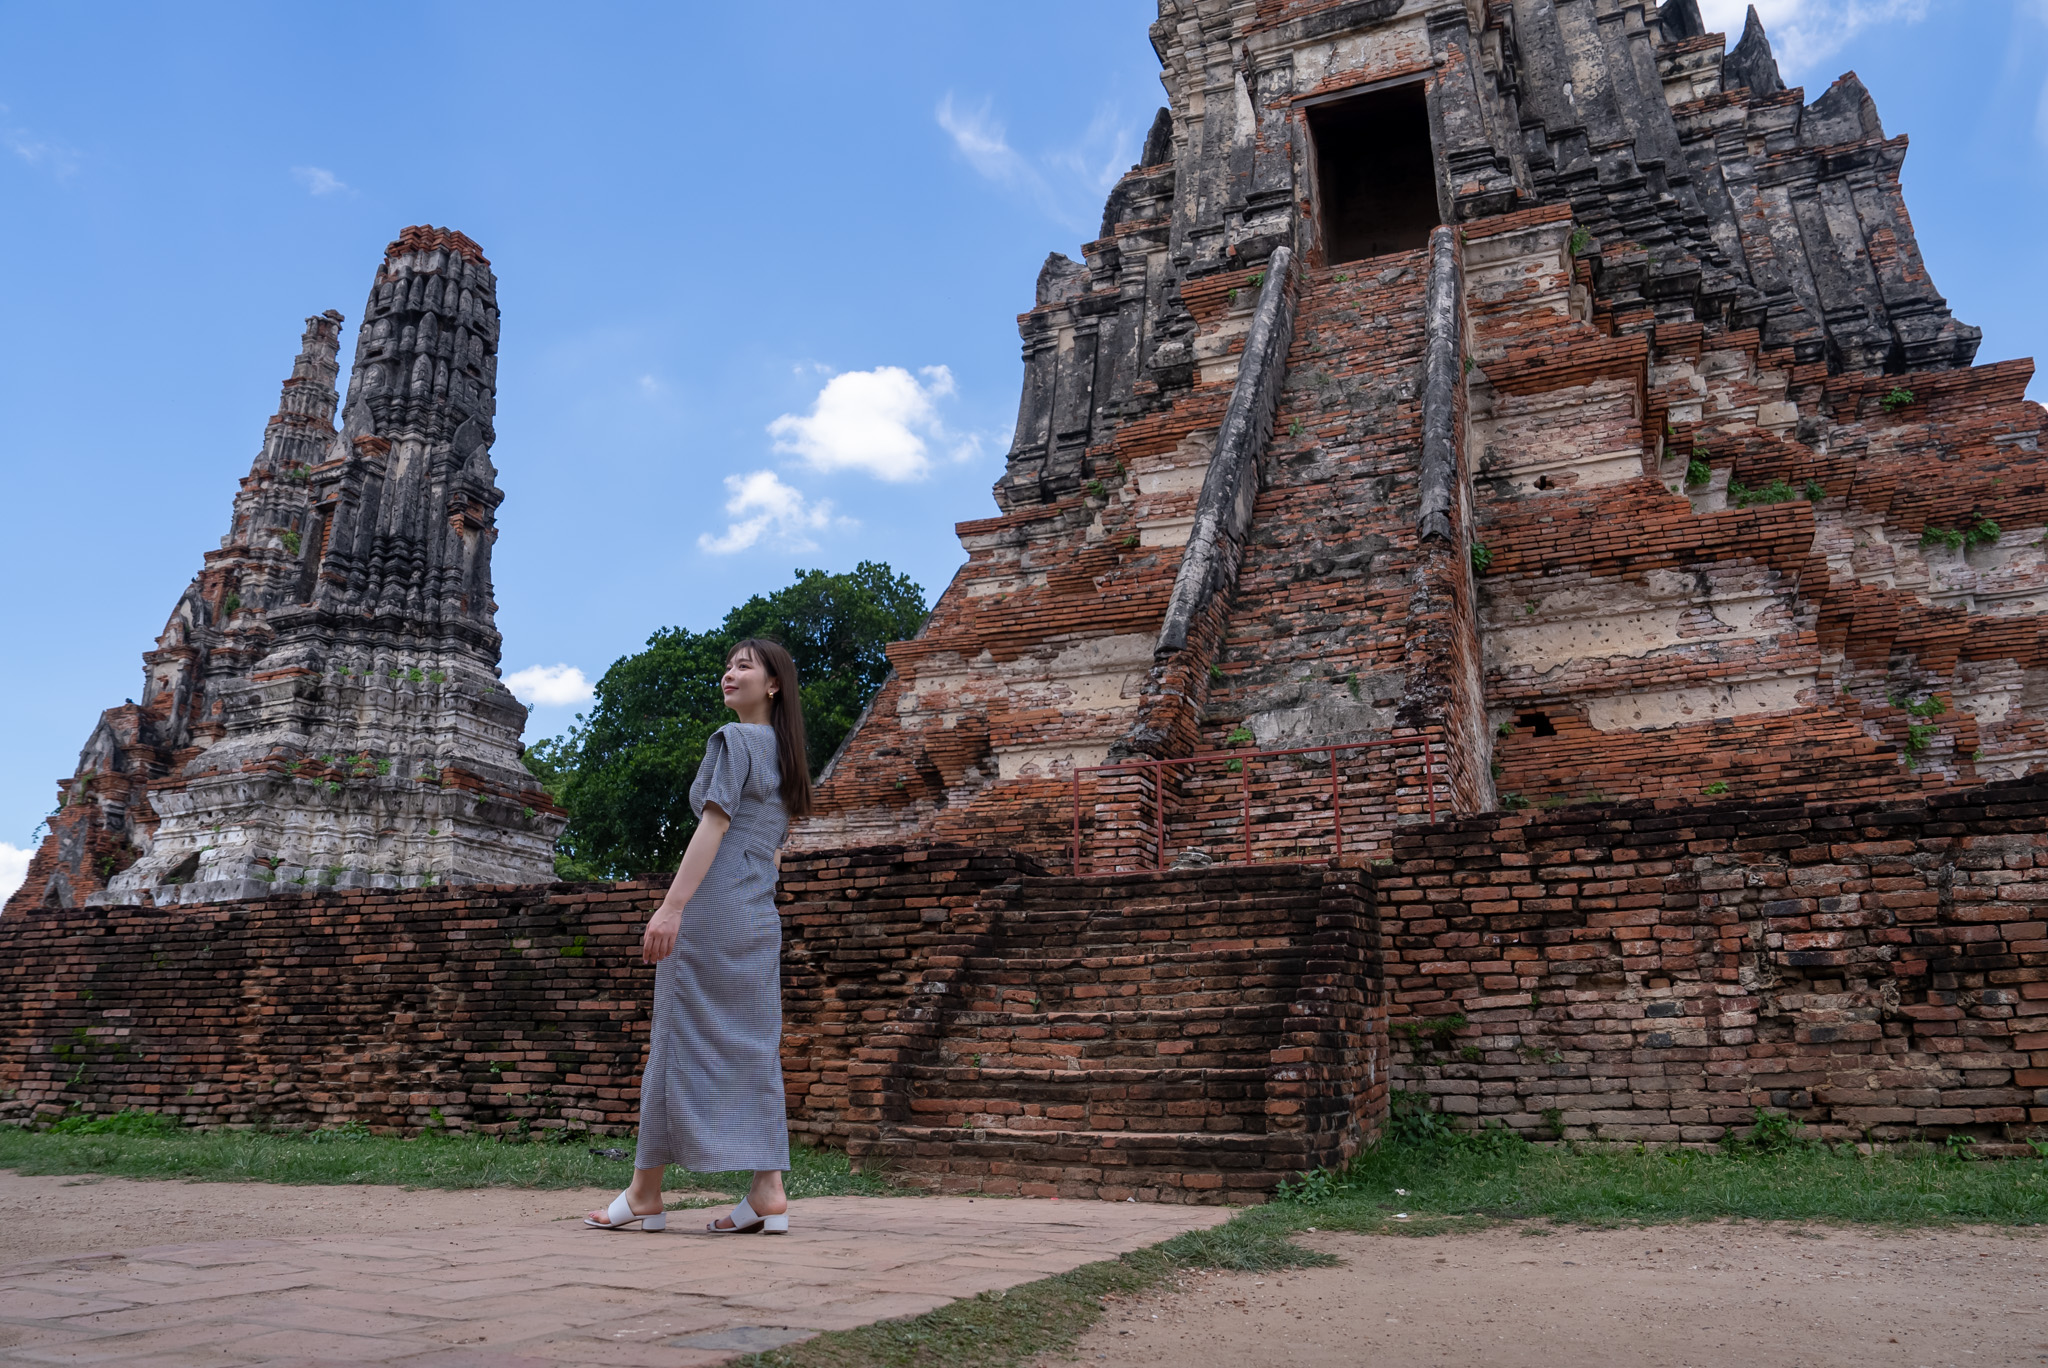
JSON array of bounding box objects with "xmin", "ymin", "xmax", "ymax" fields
[
  {"xmin": 936, "ymin": 93, "xmax": 1139, "ymax": 232},
  {"xmin": 0, "ymin": 842, "xmax": 29, "ymax": 902},
  {"xmin": 504, "ymin": 664, "xmax": 595, "ymax": 708},
  {"xmin": 1698, "ymin": 0, "xmax": 1934, "ymax": 77},
  {"xmin": 291, "ymin": 165, "xmax": 348, "ymax": 196},
  {"xmin": 937, "ymin": 95, "xmax": 1040, "ymax": 191},
  {"xmin": 0, "ymin": 104, "xmax": 78, "ymax": 176},
  {"xmin": 768, "ymin": 365, "xmax": 977, "ymax": 483},
  {"xmin": 698, "ymin": 470, "xmax": 846, "ymax": 555}
]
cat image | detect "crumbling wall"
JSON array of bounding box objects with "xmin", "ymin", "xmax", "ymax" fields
[
  {"xmin": 1380, "ymin": 777, "xmax": 2048, "ymax": 1145},
  {"xmin": 2, "ymin": 785, "xmax": 2038, "ymax": 1158}
]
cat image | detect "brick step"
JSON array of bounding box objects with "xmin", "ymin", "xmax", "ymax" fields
[
  {"xmin": 854, "ymin": 1124, "xmax": 1316, "ymax": 1203},
  {"xmin": 948, "ymin": 945, "xmax": 1313, "ymax": 1008},
  {"xmin": 899, "ymin": 1062, "xmax": 1273, "ymax": 1134},
  {"xmin": 915, "ymin": 1005, "xmax": 1294, "ymax": 1071}
]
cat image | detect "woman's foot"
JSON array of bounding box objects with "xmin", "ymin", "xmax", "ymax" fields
[
  {"xmin": 586, "ymin": 1194, "xmax": 666, "ymax": 1226},
  {"xmin": 708, "ymin": 1172, "xmax": 788, "ymax": 1231},
  {"xmin": 587, "ymin": 1166, "xmax": 667, "ymax": 1226}
]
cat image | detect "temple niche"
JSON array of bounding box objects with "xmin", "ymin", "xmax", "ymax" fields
[{"xmin": 8, "ymin": 227, "xmax": 564, "ymax": 913}]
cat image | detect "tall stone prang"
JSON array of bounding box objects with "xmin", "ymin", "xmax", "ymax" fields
[
  {"xmin": 793, "ymin": 0, "xmax": 2047, "ymax": 866},
  {"xmin": 9, "ymin": 227, "xmax": 563, "ymax": 912}
]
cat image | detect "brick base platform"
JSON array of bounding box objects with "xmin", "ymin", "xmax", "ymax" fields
[{"xmin": 1, "ymin": 780, "xmax": 2043, "ymax": 1200}]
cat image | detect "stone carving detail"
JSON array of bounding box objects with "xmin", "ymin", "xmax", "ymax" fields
[{"xmin": 9, "ymin": 227, "xmax": 562, "ymax": 912}]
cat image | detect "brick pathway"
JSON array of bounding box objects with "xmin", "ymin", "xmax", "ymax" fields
[{"xmin": 0, "ymin": 1195, "xmax": 1229, "ymax": 1366}]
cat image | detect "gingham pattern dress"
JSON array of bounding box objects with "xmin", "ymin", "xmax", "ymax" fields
[{"xmin": 633, "ymin": 722, "xmax": 792, "ymax": 1173}]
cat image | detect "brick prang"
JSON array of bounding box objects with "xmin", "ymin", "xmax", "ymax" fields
[{"xmin": 9, "ymin": 226, "xmax": 563, "ymax": 915}]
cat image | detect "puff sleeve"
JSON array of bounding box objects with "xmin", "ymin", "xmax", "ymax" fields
[{"xmin": 689, "ymin": 725, "xmax": 752, "ymax": 820}]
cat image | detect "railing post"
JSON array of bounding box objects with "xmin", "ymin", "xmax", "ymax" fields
[
  {"xmin": 1241, "ymin": 758, "xmax": 1252, "ymax": 865},
  {"xmin": 1071, "ymin": 767, "xmax": 1082, "ymax": 876},
  {"xmin": 1330, "ymin": 749, "xmax": 1342, "ymax": 861},
  {"xmin": 1423, "ymin": 736, "xmax": 1439, "ymax": 823},
  {"xmin": 1154, "ymin": 764, "xmax": 1166, "ymax": 871}
]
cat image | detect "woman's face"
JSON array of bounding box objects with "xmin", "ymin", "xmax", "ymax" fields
[{"xmin": 721, "ymin": 649, "xmax": 774, "ymax": 717}]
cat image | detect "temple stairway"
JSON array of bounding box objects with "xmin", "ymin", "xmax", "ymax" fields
[
  {"xmin": 1145, "ymin": 248, "xmax": 1456, "ymax": 867},
  {"xmin": 845, "ymin": 863, "xmax": 1381, "ymax": 1204}
]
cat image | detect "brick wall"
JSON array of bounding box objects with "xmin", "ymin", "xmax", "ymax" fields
[
  {"xmin": 0, "ymin": 879, "xmax": 668, "ymax": 1133},
  {"xmin": 4, "ymin": 781, "xmax": 2041, "ymax": 1167},
  {"xmin": 0, "ymin": 847, "xmax": 1034, "ymax": 1140},
  {"xmin": 1378, "ymin": 776, "xmax": 2048, "ymax": 1147}
]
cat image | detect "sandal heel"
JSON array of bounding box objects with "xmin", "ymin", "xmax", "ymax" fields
[
  {"xmin": 760, "ymin": 1214, "xmax": 789, "ymax": 1235},
  {"xmin": 641, "ymin": 1212, "xmax": 667, "ymax": 1232}
]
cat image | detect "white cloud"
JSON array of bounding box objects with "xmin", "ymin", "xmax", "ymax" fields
[
  {"xmin": 768, "ymin": 365, "xmax": 973, "ymax": 483},
  {"xmin": 0, "ymin": 104, "xmax": 78, "ymax": 176},
  {"xmin": 698, "ymin": 470, "xmax": 844, "ymax": 555},
  {"xmin": 937, "ymin": 95, "xmax": 1045, "ymax": 193},
  {"xmin": 0, "ymin": 843, "xmax": 29, "ymax": 903},
  {"xmin": 504, "ymin": 664, "xmax": 595, "ymax": 708},
  {"xmin": 937, "ymin": 93, "xmax": 1138, "ymax": 232},
  {"xmin": 1697, "ymin": 0, "xmax": 1932, "ymax": 77},
  {"xmin": 291, "ymin": 165, "xmax": 348, "ymax": 196}
]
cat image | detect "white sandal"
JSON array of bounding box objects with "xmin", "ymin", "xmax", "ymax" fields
[
  {"xmin": 707, "ymin": 1195, "xmax": 788, "ymax": 1235},
  {"xmin": 584, "ymin": 1191, "xmax": 666, "ymax": 1231}
]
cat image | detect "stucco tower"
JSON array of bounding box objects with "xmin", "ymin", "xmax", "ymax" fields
[{"xmin": 9, "ymin": 227, "xmax": 563, "ymax": 912}]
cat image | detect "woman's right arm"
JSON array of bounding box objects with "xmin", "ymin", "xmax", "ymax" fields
[{"xmin": 640, "ymin": 804, "xmax": 731, "ymax": 963}]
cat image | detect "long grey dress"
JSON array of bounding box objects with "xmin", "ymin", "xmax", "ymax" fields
[{"xmin": 634, "ymin": 722, "xmax": 792, "ymax": 1173}]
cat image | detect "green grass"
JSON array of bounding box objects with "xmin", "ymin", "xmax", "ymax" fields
[
  {"xmin": 0, "ymin": 1114, "xmax": 887, "ymax": 1205},
  {"xmin": 1274, "ymin": 1116, "xmax": 2048, "ymax": 1231}
]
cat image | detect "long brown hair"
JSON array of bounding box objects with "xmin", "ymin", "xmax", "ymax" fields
[{"xmin": 727, "ymin": 637, "xmax": 812, "ymax": 817}]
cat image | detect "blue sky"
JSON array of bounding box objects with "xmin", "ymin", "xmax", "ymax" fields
[{"xmin": 3, "ymin": 0, "xmax": 2044, "ymax": 897}]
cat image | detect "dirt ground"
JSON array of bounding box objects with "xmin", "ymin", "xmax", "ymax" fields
[
  {"xmin": 0, "ymin": 1172, "xmax": 726, "ymax": 1266},
  {"xmin": 5, "ymin": 1178, "xmax": 2044, "ymax": 1367},
  {"xmin": 1041, "ymin": 1223, "xmax": 2048, "ymax": 1368}
]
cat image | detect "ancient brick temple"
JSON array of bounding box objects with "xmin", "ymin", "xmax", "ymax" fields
[
  {"xmin": 799, "ymin": 0, "xmax": 2034, "ymax": 864},
  {"xmin": 769, "ymin": 0, "xmax": 2048, "ymax": 1189},
  {"xmin": 5, "ymin": 4, "xmax": 2046, "ymax": 1201},
  {"xmin": 8, "ymin": 227, "xmax": 563, "ymax": 913}
]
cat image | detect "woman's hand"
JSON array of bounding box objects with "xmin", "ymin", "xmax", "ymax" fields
[{"xmin": 641, "ymin": 904, "xmax": 683, "ymax": 963}]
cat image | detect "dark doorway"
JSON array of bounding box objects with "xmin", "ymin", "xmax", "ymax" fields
[{"xmin": 1308, "ymin": 83, "xmax": 1441, "ymax": 264}]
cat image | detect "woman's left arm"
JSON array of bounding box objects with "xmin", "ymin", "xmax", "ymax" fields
[{"xmin": 640, "ymin": 805, "xmax": 732, "ymax": 963}]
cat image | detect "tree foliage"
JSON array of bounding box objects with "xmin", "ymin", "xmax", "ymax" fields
[{"xmin": 527, "ymin": 562, "xmax": 926, "ymax": 878}]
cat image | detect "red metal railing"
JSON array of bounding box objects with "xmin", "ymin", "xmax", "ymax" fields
[{"xmin": 1068, "ymin": 735, "xmax": 1441, "ymax": 875}]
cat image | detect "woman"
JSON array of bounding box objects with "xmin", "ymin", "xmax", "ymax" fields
[{"xmin": 583, "ymin": 637, "xmax": 811, "ymax": 1235}]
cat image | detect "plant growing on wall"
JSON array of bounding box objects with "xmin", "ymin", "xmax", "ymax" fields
[
  {"xmin": 1728, "ymin": 478, "xmax": 1799, "ymax": 507},
  {"xmin": 1919, "ymin": 517, "xmax": 1999, "ymax": 551}
]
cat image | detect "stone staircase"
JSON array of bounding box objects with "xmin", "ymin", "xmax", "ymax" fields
[{"xmin": 845, "ymin": 863, "xmax": 1382, "ymax": 1204}]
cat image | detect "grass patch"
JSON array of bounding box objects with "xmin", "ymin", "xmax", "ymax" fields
[
  {"xmin": 1273, "ymin": 1117, "xmax": 2048, "ymax": 1231},
  {"xmin": 0, "ymin": 1117, "xmax": 887, "ymax": 1204},
  {"xmin": 741, "ymin": 1215, "xmax": 1330, "ymax": 1368}
]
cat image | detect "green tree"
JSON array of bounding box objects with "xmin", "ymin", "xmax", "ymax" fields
[
  {"xmin": 724, "ymin": 562, "xmax": 927, "ymax": 772},
  {"xmin": 527, "ymin": 562, "xmax": 926, "ymax": 879}
]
